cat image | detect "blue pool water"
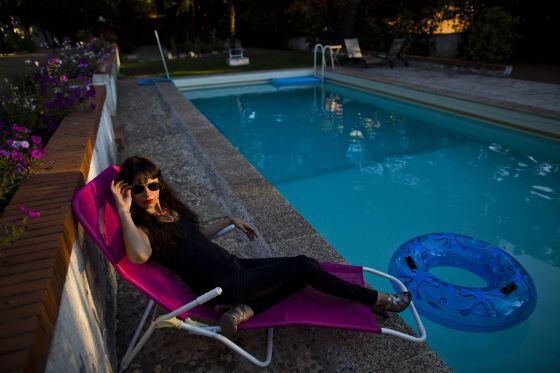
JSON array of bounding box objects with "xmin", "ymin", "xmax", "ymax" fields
[{"xmin": 184, "ymin": 82, "xmax": 560, "ymax": 371}]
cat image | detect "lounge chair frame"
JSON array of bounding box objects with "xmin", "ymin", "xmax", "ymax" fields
[
  {"xmin": 225, "ymin": 38, "xmax": 249, "ymax": 66},
  {"xmin": 118, "ymin": 225, "xmax": 426, "ymax": 371},
  {"xmin": 343, "ymin": 38, "xmax": 409, "ymax": 68}
]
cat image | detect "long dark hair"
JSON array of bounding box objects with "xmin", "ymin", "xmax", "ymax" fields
[{"xmin": 118, "ymin": 155, "xmax": 199, "ymax": 261}]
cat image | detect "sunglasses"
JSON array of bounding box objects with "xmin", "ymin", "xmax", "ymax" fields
[{"xmin": 131, "ymin": 182, "xmax": 162, "ymax": 194}]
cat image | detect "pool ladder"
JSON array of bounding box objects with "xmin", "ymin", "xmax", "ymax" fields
[{"xmin": 313, "ymin": 44, "xmax": 337, "ymax": 82}]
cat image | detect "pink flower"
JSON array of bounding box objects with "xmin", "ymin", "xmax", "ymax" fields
[
  {"xmin": 31, "ymin": 135, "xmax": 42, "ymax": 144},
  {"xmin": 11, "ymin": 124, "xmax": 29, "ymax": 132},
  {"xmin": 27, "ymin": 210, "xmax": 41, "ymax": 218},
  {"xmin": 19, "ymin": 206, "xmax": 41, "ymax": 218},
  {"xmin": 61, "ymin": 75, "xmax": 68, "ymax": 82},
  {"xmin": 31, "ymin": 149, "xmax": 43, "ymax": 159},
  {"xmin": 10, "ymin": 150, "xmax": 22, "ymax": 161}
]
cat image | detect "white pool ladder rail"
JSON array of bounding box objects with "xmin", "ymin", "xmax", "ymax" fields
[{"xmin": 313, "ymin": 44, "xmax": 337, "ymax": 82}]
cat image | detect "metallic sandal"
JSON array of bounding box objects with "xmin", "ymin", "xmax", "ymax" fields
[
  {"xmin": 219, "ymin": 304, "xmax": 254, "ymax": 336},
  {"xmin": 371, "ymin": 292, "xmax": 412, "ymax": 317}
]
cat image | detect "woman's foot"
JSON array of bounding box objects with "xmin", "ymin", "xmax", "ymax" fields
[
  {"xmin": 219, "ymin": 304, "xmax": 254, "ymax": 336},
  {"xmin": 371, "ymin": 291, "xmax": 412, "ymax": 318}
]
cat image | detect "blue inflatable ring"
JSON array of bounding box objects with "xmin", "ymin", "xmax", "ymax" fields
[{"xmin": 388, "ymin": 233, "xmax": 537, "ymax": 332}]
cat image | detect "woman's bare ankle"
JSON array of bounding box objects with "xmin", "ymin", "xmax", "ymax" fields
[{"xmin": 374, "ymin": 292, "xmax": 388, "ymax": 307}]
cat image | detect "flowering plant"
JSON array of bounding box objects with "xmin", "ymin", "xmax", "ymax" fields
[
  {"xmin": 0, "ymin": 37, "xmax": 108, "ymax": 219},
  {"xmin": 0, "ymin": 206, "xmax": 41, "ymax": 248},
  {"xmin": 0, "ymin": 121, "xmax": 47, "ymax": 210}
]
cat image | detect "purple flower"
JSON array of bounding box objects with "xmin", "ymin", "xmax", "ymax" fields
[
  {"xmin": 89, "ymin": 103, "xmax": 96, "ymax": 110},
  {"xmin": 0, "ymin": 149, "xmax": 9, "ymax": 157},
  {"xmin": 12, "ymin": 124, "xmax": 29, "ymax": 132},
  {"xmin": 86, "ymin": 85, "xmax": 96, "ymax": 99},
  {"xmin": 31, "ymin": 149, "xmax": 43, "ymax": 159},
  {"xmin": 17, "ymin": 163, "xmax": 24, "ymax": 173},
  {"xmin": 31, "ymin": 135, "xmax": 42, "ymax": 144}
]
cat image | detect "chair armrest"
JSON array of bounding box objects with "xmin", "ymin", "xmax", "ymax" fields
[
  {"xmin": 159, "ymin": 287, "xmax": 223, "ymax": 321},
  {"xmin": 213, "ymin": 224, "xmax": 235, "ymax": 239},
  {"xmin": 229, "ymin": 48, "xmax": 245, "ymax": 58}
]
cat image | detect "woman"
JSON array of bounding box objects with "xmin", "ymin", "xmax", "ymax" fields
[{"xmin": 111, "ymin": 155, "xmax": 411, "ymax": 336}]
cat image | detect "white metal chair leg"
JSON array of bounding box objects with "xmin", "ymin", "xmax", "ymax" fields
[
  {"xmin": 363, "ymin": 267, "xmax": 427, "ymax": 342},
  {"xmin": 180, "ymin": 323, "xmax": 274, "ymax": 367},
  {"xmin": 119, "ymin": 288, "xmax": 223, "ymax": 371},
  {"xmin": 119, "ymin": 300, "xmax": 155, "ymax": 371},
  {"xmin": 119, "ymin": 323, "xmax": 157, "ymax": 372}
]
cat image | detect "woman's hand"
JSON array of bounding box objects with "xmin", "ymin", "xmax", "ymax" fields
[
  {"xmin": 231, "ymin": 218, "xmax": 257, "ymax": 241},
  {"xmin": 110, "ymin": 180, "xmax": 132, "ymax": 213}
]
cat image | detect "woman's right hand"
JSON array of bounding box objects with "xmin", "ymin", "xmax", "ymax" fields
[{"xmin": 110, "ymin": 180, "xmax": 132, "ymax": 213}]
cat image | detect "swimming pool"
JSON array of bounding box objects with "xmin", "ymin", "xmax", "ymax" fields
[{"xmin": 183, "ymin": 81, "xmax": 560, "ymax": 372}]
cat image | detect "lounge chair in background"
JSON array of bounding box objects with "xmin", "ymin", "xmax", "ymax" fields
[
  {"xmin": 225, "ymin": 38, "xmax": 250, "ymax": 66},
  {"xmin": 378, "ymin": 38, "xmax": 409, "ymax": 67},
  {"xmin": 72, "ymin": 166, "xmax": 426, "ymax": 370},
  {"xmin": 343, "ymin": 38, "xmax": 409, "ymax": 68}
]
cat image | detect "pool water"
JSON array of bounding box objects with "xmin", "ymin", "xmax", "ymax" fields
[{"xmin": 185, "ymin": 82, "xmax": 560, "ymax": 372}]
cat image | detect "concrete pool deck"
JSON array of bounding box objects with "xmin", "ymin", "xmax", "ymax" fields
[
  {"xmin": 115, "ymin": 78, "xmax": 450, "ymax": 372},
  {"xmin": 336, "ymin": 65, "xmax": 560, "ymax": 120}
]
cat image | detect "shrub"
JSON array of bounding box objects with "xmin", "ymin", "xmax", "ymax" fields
[
  {"xmin": 355, "ymin": 16, "xmax": 388, "ymax": 52},
  {"xmin": 2, "ymin": 33, "xmax": 36, "ymax": 53},
  {"xmin": 0, "ymin": 38, "xmax": 107, "ymax": 217},
  {"xmin": 459, "ymin": 7, "xmax": 520, "ymax": 64}
]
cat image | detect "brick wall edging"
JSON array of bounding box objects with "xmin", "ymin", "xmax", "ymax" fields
[{"xmin": 0, "ymin": 83, "xmax": 112, "ymax": 372}]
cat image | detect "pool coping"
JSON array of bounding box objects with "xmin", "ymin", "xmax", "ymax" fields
[
  {"xmin": 175, "ymin": 68, "xmax": 560, "ymax": 141},
  {"xmin": 174, "ymin": 68, "xmax": 315, "ymax": 90},
  {"xmin": 326, "ymin": 70, "xmax": 560, "ymax": 140},
  {"xmin": 154, "ymin": 80, "xmax": 451, "ymax": 371}
]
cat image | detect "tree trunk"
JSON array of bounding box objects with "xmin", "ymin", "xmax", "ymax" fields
[{"xmin": 228, "ymin": 0, "xmax": 236, "ymax": 41}]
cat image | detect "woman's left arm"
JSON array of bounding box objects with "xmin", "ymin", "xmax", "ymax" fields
[{"xmin": 200, "ymin": 217, "xmax": 257, "ymax": 241}]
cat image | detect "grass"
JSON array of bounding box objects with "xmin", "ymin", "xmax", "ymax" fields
[{"xmin": 120, "ymin": 48, "xmax": 315, "ymax": 77}]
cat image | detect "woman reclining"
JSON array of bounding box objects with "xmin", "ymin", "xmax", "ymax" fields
[{"xmin": 111, "ymin": 155, "xmax": 412, "ymax": 335}]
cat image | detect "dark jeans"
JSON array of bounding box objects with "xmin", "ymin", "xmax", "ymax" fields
[{"xmin": 213, "ymin": 255, "xmax": 378, "ymax": 315}]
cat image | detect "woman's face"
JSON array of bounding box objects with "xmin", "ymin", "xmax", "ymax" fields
[{"xmin": 131, "ymin": 174, "xmax": 161, "ymax": 210}]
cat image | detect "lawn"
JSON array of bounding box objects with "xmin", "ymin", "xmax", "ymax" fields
[{"xmin": 120, "ymin": 48, "xmax": 315, "ymax": 77}]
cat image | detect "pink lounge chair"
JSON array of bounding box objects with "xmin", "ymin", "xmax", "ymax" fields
[{"xmin": 71, "ymin": 166, "xmax": 426, "ymax": 370}]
